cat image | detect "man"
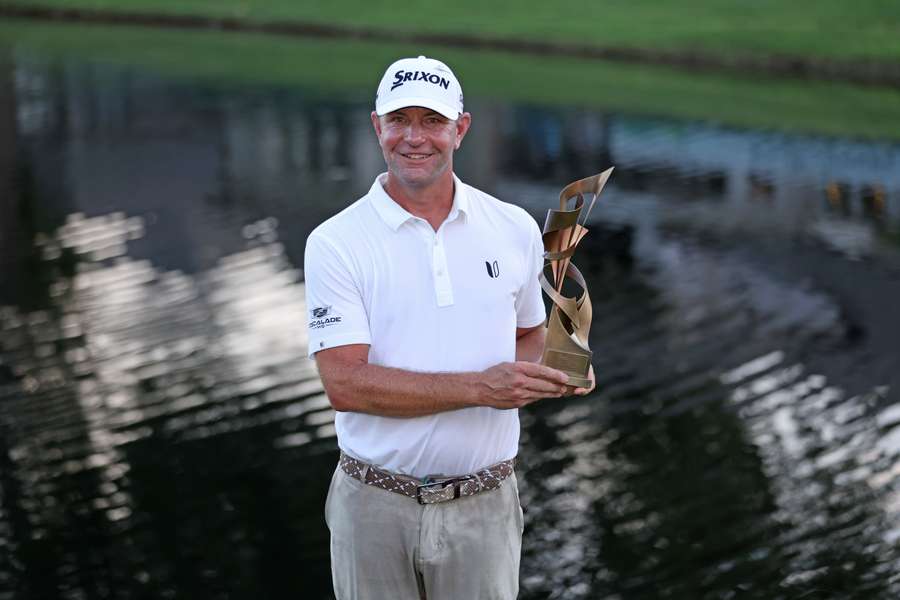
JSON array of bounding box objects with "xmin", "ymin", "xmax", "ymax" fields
[{"xmin": 304, "ymin": 55, "xmax": 594, "ymax": 600}]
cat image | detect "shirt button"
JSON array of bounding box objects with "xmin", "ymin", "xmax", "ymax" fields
[{"xmin": 436, "ymin": 269, "xmax": 444, "ymax": 276}]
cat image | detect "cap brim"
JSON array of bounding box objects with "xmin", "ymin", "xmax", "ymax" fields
[{"xmin": 376, "ymin": 97, "xmax": 460, "ymax": 120}]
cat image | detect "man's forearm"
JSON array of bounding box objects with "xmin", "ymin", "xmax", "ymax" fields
[
  {"xmin": 319, "ymin": 361, "xmax": 482, "ymax": 418},
  {"xmin": 516, "ymin": 324, "xmax": 546, "ymax": 363}
]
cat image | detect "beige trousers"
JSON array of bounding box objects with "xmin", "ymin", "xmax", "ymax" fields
[{"xmin": 325, "ymin": 465, "xmax": 524, "ymax": 600}]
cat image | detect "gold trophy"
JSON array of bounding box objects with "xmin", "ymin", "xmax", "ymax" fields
[{"xmin": 539, "ymin": 167, "xmax": 614, "ymax": 389}]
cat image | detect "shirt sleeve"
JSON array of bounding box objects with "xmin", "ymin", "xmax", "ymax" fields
[
  {"xmin": 304, "ymin": 232, "xmax": 372, "ymax": 358},
  {"xmin": 514, "ymin": 219, "xmax": 547, "ymax": 328}
]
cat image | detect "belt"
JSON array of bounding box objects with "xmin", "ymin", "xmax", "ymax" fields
[{"xmin": 339, "ymin": 452, "xmax": 515, "ymax": 505}]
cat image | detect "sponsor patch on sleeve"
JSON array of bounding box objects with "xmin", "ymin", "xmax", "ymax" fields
[{"xmin": 308, "ymin": 305, "xmax": 343, "ymax": 329}]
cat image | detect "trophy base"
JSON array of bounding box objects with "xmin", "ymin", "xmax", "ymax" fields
[
  {"xmin": 564, "ymin": 375, "xmax": 593, "ymax": 389},
  {"xmin": 541, "ymin": 348, "xmax": 592, "ymax": 390}
]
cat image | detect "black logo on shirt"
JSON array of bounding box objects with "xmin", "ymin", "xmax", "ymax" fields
[
  {"xmin": 485, "ymin": 260, "xmax": 500, "ymax": 278},
  {"xmin": 309, "ymin": 305, "xmax": 342, "ymax": 329}
]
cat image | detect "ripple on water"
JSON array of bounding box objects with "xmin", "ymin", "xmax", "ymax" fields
[{"xmin": 518, "ymin": 232, "xmax": 899, "ymax": 598}]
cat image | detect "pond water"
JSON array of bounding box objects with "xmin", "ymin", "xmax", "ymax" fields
[{"xmin": 2, "ymin": 48, "xmax": 900, "ymax": 600}]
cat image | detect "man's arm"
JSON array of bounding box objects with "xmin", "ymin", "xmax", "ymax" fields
[
  {"xmin": 515, "ymin": 324, "xmax": 546, "ymax": 363},
  {"xmin": 315, "ymin": 334, "xmax": 569, "ymax": 418}
]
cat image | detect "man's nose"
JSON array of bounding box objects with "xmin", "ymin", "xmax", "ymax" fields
[{"xmin": 403, "ymin": 121, "xmax": 426, "ymax": 144}]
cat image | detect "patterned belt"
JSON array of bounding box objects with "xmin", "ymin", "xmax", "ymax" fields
[{"xmin": 339, "ymin": 452, "xmax": 515, "ymax": 505}]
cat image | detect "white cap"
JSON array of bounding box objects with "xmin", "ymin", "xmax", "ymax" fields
[{"xmin": 375, "ymin": 55, "xmax": 464, "ymax": 120}]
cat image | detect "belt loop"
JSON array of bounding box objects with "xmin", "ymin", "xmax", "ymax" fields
[{"xmin": 360, "ymin": 463, "xmax": 370, "ymax": 483}]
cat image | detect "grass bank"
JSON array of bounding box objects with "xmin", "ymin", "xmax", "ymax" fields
[
  {"xmin": 3, "ymin": 19, "xmax": 900, "ymax": 140},
  {"xmin": 5, "ymin": 0, "xmax": 900, "ymax": 63}
]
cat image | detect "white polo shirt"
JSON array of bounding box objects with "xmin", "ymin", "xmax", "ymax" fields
[{"xmin": 304, "ymin": 173, "xmax": 546, "ymax": 477}]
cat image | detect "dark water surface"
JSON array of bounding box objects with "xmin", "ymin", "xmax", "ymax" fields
[{"xmin": 2, "ymin": 50, "xmax": 900, "ymax": 600}]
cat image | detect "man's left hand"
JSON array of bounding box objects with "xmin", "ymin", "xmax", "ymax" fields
[{"xmin": 566, "ymin": 364, "xmax": 596, "ymax": 396}]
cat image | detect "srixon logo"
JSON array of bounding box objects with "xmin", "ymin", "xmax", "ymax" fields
[
  {"xmin": 485, "ymin": 260, "xmax": 500, "ymax": 278},
  {"xmin": 391, "ymin": 70, "xmax": 451, "ymax": 91}
]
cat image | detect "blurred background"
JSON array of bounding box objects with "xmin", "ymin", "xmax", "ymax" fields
[{"xmin": 2, "ymin": 2, "xmax": 900, "ymax": 599}]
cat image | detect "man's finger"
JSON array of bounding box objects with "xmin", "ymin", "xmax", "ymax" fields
[
  {"xmin": 519, "ymin": 377, "xmax": 568, "ymax": 397},
  {"xmin": 515, "ymin": 361, "xmax": 568, "ymax": 383},
  {"xmin": 572, "ymin": 380, "xmax": 596, "ymax": 396}
]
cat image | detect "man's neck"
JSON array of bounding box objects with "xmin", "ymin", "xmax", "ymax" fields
[{"xmin": 383, "ymin": 172, "xmax": 455, "ymax": 231}]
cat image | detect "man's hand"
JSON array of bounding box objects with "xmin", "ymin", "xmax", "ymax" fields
[
  {"xmin": 477, "ymin": 361, "xmax": 569, "ymax": 409},
  {"xmin": 566, "ymin": 364, "xmax": 596, "ymax": 396}
]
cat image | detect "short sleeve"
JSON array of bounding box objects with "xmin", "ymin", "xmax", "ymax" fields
[
  {"xmin": 304, "ymin": 232, "xmax": 372, "ymax": 357},
  {"xmin": 514, "ymin": 219, "xmax": 547, "ymax": 328}
]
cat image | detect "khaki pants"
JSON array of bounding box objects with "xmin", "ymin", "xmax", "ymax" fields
[{"xmin": 325, "ymin": 465, "xmax": 524, "ymax": 600}]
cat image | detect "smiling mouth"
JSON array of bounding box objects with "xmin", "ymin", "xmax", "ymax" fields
[{"xmin": 401, "ymin": 153, "xmax": 432, "ymax": 160}]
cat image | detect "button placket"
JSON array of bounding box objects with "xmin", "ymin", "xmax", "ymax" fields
[{"xmin": 432, "ymin": 231, "xmax": 454, "ymax": 307}]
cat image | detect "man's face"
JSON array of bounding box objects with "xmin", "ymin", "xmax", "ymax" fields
[{"xmin": 371, "ymin": 106, "xmax": 471, "ymax": 190}]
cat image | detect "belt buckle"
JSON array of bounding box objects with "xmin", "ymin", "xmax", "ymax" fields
[
  {"xmin": 416, "ymin": 476, "xmax": 474, "ymax": 505},
  {"xmin": 416, "ymin": 480, "xmax": 449, "ymax": 505}
]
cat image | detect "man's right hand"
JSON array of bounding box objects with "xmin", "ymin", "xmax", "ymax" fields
[{"xmin": 477, "ymin": 362, "xmax": 570, "ymax": 409}]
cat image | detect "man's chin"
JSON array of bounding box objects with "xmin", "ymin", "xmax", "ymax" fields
[{"xmin": 391, "ymin": 166, "xmax": 448, "ymax": 189}]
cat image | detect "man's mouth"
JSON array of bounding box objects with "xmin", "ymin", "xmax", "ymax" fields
[{"xmin": 401, "ymin": 153, "xmax": 432, "ymax": 160}]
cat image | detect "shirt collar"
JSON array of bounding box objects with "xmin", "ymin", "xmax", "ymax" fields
[{"xmin": 369, "ymin": 173, "xmax": 469, "ymax": 232}]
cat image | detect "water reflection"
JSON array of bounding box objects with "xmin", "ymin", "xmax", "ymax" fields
[
  {"xmin": 1, "ymin": 208, "xmax": 336, "ymax": 597},
  {"xmin": 1, "ymin": 50, "xmax": 899, "ymax": 599},
  {"xmin": 517, "ymin": 236, "xmax": 899, "ymax": 598}
]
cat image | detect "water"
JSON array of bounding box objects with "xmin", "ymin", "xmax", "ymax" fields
[{"xmin": 2, "ymin": 50, "xmax": 900, "ymax": 600}]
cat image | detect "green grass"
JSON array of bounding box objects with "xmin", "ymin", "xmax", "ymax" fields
[
  {"xmin": 5, "ymin": 0, "xmax": 900, "ymax": 63},
  {"xmin": 3, "ymin": 19, "xmax": 900, "ymax": 140}
]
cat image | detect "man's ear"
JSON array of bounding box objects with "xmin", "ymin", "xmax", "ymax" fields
[
  {"xmin": 454, "ymin": 112, "xmax": 472, "ymax": 150},
  {"xmin": 371, "ymin": 111, "xmax": 382, "ymax": 136}
]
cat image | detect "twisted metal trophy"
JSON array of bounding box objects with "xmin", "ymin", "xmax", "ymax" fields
[{"xmin": 540, "ymin": 167, "xmax": 614, "ymax": 389}]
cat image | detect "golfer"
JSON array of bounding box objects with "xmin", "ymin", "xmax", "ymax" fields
[{"xmin": 304, "ymin": 55, "xmax": 594, "ymax": 599}]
